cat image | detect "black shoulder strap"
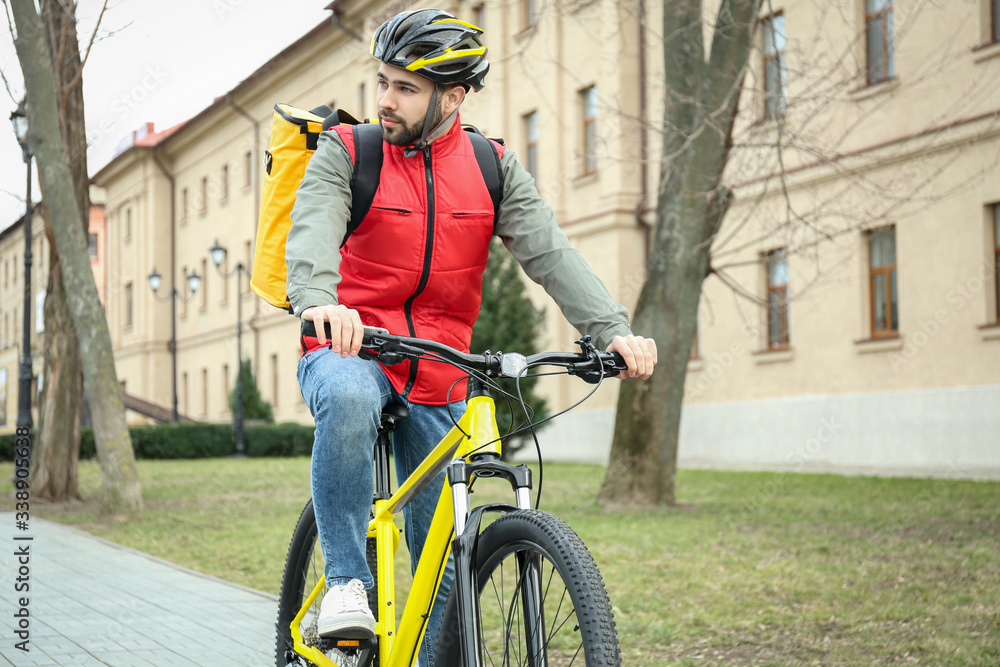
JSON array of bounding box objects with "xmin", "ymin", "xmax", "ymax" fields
[
  {"xmin": 466, "ymin": 130, "xmax": 503, "ymax": 223},
  {"xmin": 343, "ymin": 123, "xmax": 384, "ymax": 247}
]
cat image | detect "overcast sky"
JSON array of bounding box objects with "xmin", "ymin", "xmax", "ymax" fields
[{"xmin": 1, "ymin": 0, "xmax": 333, "ymax": 228}]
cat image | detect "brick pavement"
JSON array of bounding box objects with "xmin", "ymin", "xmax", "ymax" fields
[{"xmin": 0, "ymin": 514, "xmax": 276, "ymax": 666}]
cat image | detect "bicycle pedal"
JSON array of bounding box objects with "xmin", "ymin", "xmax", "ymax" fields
[{"xmin": 319, "ymin": 637, "xmax": 376, "ymax": 667}]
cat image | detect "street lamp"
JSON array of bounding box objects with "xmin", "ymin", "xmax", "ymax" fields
[
  {"xmin": 10, "ymin": 98, "xmax": 34, "ymax": 443},
  {"xmin": 209, "ymin": 239, "xmax": 248, "ymax": 457},
  {"xmin": 148, "ymin": 267, "xmax": 201, "ymax": 422}
]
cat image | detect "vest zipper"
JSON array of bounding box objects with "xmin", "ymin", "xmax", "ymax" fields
[{"xmin": 401, "ymin": 146, "xmax": 436, "ymax": 397}]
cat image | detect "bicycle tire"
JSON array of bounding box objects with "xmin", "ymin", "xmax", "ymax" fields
[
  {"xmin": 434, "ymin": 509, "xmax": 621, "ymax": 666},
  {"xmin": 275, "ymin": 499, "xmax": 379, "ymax": 667}
]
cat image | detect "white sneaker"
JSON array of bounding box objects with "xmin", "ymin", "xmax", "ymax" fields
[{"xmin": 318, "ymin": 579, "xmax": 376, "ymax": 638}]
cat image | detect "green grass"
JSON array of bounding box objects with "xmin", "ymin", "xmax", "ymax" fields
[{"xmin": 3, "ymin": 459, "xmax": 998, "ymax": 666}]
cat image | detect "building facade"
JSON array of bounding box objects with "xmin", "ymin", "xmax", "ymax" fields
[
  {"xmin": 91, "ymin": 0, "xmax": 999, "ymax": 477},
  {"xmin": 0, "ymin": 191, "xmax": 106, "ymax": 434}
]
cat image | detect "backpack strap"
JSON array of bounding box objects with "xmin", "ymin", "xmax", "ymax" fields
[
  {"xmin": 344, "ymin": 123, "xmax": 384, "ymax": 247},
  {"xmin": 465, "ymin": 129, "xmax": 503, "ymax": 224}
]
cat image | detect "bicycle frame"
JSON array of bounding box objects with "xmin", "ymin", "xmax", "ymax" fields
[{"xmin": 289, "ymin": 385, "xmax": 532, "ymax": 667}]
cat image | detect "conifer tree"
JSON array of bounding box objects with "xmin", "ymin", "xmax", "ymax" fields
[
  {"xmin": 471, "ymin": 240, "xmax": 548, "ymax": 456},
  {"xmin": 230, "ymin": 360, "xmax": 274, "ymax": 423}
]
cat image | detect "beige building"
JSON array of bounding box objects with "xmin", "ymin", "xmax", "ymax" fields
[
  {"xmin": 0, "ymin": 210, "xmax": 45, "ymax": 434},
  {"xmin": 0, "ymin": 188, "xmax": 107, "ymax": 434},
  {"xmin": 91, "ymin": 0, "xmax": 999, "ymax": 476}
]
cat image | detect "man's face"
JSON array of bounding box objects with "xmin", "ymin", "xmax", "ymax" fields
[{"xmin": 376, "ymin": 63, "xmax": 445, "ymax": 146}]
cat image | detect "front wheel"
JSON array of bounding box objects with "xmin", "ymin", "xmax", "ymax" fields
[{"xmin": 435, "ymin": 509, "xmax": 621, "ymax": 666}]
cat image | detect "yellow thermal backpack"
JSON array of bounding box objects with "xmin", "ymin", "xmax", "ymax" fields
[{"xmin": 250, "ymin": 103, "xmax": 502, "ymax": 312}]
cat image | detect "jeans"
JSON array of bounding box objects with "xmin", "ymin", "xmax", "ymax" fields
[{"xmin": 297, "ymin": 346, "xmax": 461, "ymax": 666}]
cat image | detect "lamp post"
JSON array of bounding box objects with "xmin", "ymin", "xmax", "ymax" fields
[
  {"xmin": 209, "ymin": 239, "xmax": 247, "ymax": 457},
  {"xmin": 10, "ymin": 98, "xmax": 34, "ymax": 442},
  {"xmin": 148, "ymin": 267, "xmax": 201, "ymax": 422}
]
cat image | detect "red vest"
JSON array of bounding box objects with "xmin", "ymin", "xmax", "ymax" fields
[{"xmin": 301, "ymin": 118, "xmax": 505, "ymax": 404}]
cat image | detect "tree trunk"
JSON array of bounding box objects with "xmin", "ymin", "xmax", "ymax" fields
[
  {"xmin": 29, "ymin": 0, "xmax": 88, "ymax": 503},
  {"xmin": 31, "ymin": 258, "xmax": 83, "ymax": 501},
  {"xmin": 600, "ymin": 0, "xmax": 759, "ymax": 506},
  {"xmin": 11, "ymin": 0, "xmax": 142, "ymax": 520}
]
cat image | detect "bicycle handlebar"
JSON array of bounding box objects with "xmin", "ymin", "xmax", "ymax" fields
[{"xmin": 359, "ymin": 327, "xmax": 626, "ymax": 384}]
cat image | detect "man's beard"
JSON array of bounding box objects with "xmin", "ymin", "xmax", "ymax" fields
[{"xmin": 380, "ymin": 101, "xmax": 446, "ymax": 146}]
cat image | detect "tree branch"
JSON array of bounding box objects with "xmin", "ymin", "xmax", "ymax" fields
[{"xmin": 64, "ymin": 0, "xmax": 107, "ymax": 91}]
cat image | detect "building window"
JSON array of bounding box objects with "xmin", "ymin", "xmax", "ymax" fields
[
  {"xmin": 762, "ymin": 14, "xmax": 787, "ymax": 119},
  {"xmin": 220, "ymin": 253, "xmax": 230, "ymax": 304},
  {"xmin": 202, "ymin": 367, "xmax": 209, "ymax": 417},
  {"xmin": 581, "ymin": 86, "xmax": 598, "ymax": 175},
  {"xmin": 271, "ymin": 353, "xmax": 279, "ymax": 408},
  {"xmin": 88, "ymin": 233, "xmax": 98, "ymax": 257},
  {"xmin": 866, "ymin": 0, "xmax": 894, "ymax": 85},
  {"xmin": 221, "ymin": 164, "xmax": 230, "ymax": 201},
  {"xmin": 180, "ymin": 187, "xmax": 189, "ymax": 222},
  {"xmin": 124, "ymin": 281, "xmax": 133, "ymax": 328},
  {"xmin": 181, "ymin": 266, "xmax": 189, "ymax": 318},
  {"xmin": 993, "ymin": 204, "xmax": 1000, "ymax": 322},
  {"xmin": 182, "ymin": 371, "xmax": 189, "ymax": 418},
  {"xmin": 125, "ymin": 207, "xmax": 132, "ymax": 242},
  {"xmin": 222, "ymin": 363, "xmax": 230, "ymax": 413},
  {"xmin": 201, "ymin": 258, "xmax": 208, "ymax": 310},
  {"xmin": 524, "ymin": 111, "xmax": 539, "ymax": 181},
  {"xmin": 358, "ymin": 82, "xmax": 366, "ymax": 120},
  {"xmin": 766, "ymin": 249, "xmax": 790, "ymax": 349},
  {"xmin": 245, "ymin": 240, "xmax": 254, "ymax": 290},
  {"xmin": 473, "ymin": 3, "xmax": 485, "ymax": 30},
  {"xmin": 244, "ymin": 151, "xmax": 253, "ymax": 188},
  {"xmin": 993, "ymin": 0, "xmax": 1000, "ymax": 44},
  {"xmin": 521, "ymin": 0, "xmax": 538, "ymax": 30},
  {"xmin": 200, "ymin": 176, "xmax": 209, "ymax": 214},
  {"xmin": 868, "ymin": 226, "xmax": 898, "ymax": 337}
]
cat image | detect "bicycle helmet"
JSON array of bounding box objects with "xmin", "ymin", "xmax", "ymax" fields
[{"xmin": 370, "ymin": 9, "xmax": 489, "ymax": 92}]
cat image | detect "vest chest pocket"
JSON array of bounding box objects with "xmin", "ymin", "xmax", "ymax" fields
[{"xmin": 370, "ymin": 205, "xmax": 413, "ymax": 215}]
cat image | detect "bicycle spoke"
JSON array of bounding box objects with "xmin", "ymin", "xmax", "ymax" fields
[{"xmin": 445, "ymin": 511, "xmax": 619, "ymax": 666}]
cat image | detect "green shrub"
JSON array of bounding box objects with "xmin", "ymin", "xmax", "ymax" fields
[
  {"xmin": 0, "ymin": 433, "xmax": 14, "ymax": 461},
  {"xmin": 1, "ymin": 422, "xmax": 315, "ymax": 461}
]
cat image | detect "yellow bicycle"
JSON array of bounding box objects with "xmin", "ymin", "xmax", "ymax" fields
[{"xmin": 276, "ymin": 330, "xmax": 625, "ymax": 667}]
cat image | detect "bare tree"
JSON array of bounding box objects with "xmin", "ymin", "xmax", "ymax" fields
[
  {"xmin": 599, "ymin": 0, "xmax": 761, "ymax": 506},
  {"xmin": 10, "ymin": 0, "xmax": 141, "ymax": 519},
  {"xmin": 28, "ymin": 0, "xmax": 107, "ymax": 502}
]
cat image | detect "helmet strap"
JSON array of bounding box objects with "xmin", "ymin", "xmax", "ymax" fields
[
  {"xmin": 403, "ymin": 85, "xmax": 439, "ymax": 158},
  {"xmin": 403, "ymin": 84, "xmax": 459, "ymax": 157}
]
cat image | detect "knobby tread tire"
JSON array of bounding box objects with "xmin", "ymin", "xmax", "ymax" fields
[{"xmin": 434, "ymin": 509, "xmax": 621, "ymax": 666}]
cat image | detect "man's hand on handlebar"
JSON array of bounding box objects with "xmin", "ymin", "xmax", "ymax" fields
[
  {"xmin": 606, "ymin": 334, "xmax": 657, "ymax": 380},
  {"xmin": 300, "ymin": 304, "xmax": 365, "ymax": 358}
]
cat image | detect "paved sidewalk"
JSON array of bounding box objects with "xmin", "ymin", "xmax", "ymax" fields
[{"xmin": 0, "ymin": 514, "xmax": 276, "ymax": 666}]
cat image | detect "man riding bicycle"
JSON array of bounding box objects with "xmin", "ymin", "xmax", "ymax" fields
[{"xmin": 285, "ymin": 8, "xmax": 657, "ymax": 665}]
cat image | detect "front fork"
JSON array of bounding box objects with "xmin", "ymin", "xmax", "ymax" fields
[{"xmin": 448, "ymin": 455, "xmax": 535, "ymax": 667}]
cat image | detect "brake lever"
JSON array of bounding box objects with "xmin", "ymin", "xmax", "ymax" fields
[{"xmin": 360, "ymin": 337, "xmax": 423, "ymax": 366}]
